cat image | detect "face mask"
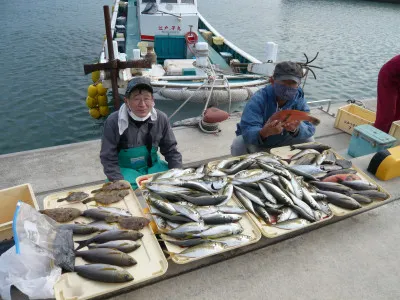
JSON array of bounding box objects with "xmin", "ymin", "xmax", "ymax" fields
[
  {"xmin": 274, "ymin": 83, "xmax": 298, "ymax": 102},
  {"xmin": 126, "ymin": 103, "xmax": 152, "ymax": 121}
]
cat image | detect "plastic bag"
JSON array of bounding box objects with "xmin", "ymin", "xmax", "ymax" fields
[{"xmin": 0, "ymin": 201, "xmax": 75, "ymax": 300}]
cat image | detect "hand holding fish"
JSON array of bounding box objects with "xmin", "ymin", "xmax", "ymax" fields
[
  {"xmin": 260, "ymin": 120, "xmax": 284, "ymax": 139},
  {"xmin": 283, "ymin": 120, "xmax": 300, "ymax": 133}
]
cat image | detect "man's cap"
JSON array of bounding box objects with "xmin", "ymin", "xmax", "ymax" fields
[
  {"xmin": 273, "ymin": 61, "xmax": 304, "ymax": 84},
  {"xmin": 125, "ymin": 76, "xmax": 153, "ymax": 96}
]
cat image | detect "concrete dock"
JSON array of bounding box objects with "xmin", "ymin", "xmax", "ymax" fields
[{"xmin": 1, "ymin": 99, "xmax": 399, "ymax": 300}]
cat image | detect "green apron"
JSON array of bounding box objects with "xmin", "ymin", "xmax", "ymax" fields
[{"xmin": 117, "ymin": 145, "xmax": 169, "ymax": 189}]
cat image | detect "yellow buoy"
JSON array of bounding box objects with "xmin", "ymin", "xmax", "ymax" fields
[
  {"xmin": 89, "ymin": 108, "xmax": 101, "ymax": 119},
  {"xmin": 86, "ymin": 96, "xmax": 98, "ymax": 109},
  {"xmin": 98, "ymin": 94, "xmax": 108, "ymax": 106},
  {"xmin": 97, "ymin": 83, "xmax": 108, "ymax": 96},
  {"xmin": 99, "ymin": 105, "xmax": 110, "ymax": 117},
  {"xmin": 91, "ymin": 70, "xmax": 100, "ymax": 83},
  {"xmin": 87, "ymin": 84, "xmax": 98, "ymax": 98}
]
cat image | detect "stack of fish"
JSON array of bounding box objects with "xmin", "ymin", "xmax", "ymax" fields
[
  {"xmin": 140, "ymin": 168, "xmax": 255, "ymax": 259},
  {"xmin": 285, "ymin": 143, "xmax": 389, "ymax": 210},
  {"xmin": 39, "ymin": 181, "xmax": 151, "ymax": 283}
]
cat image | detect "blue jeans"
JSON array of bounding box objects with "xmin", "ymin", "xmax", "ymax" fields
[{"xmin": 230, "ymin": 135, "xmax": 315, "ymax": 156}]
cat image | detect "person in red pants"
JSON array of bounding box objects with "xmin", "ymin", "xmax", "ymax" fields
[{"xmin": 374, "ymin": 54, "xmax": 400, "ymax": 133}]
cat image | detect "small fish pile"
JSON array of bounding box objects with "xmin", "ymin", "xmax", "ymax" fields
[
  {"xmin": 140, "ymin": 167, "xmax": 254, "ymax": 259},
  {"xmin": 286, "ymin": 143, "xmax": 389, "ymax": 210},
  {"xmin": 50, "ymin": 191, "xmax": 149, "ymax": 283}
]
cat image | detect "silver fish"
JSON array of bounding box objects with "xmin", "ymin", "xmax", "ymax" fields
[
  {"xmin": 289, "ymin": 193, "xmax": 316, "ymax": 222},
  {"xmin": 335, "ymin": 159, "xmax": 352, "ymax": 169},
  {"xmin": 87, "ymin": 220, "xmax": 120, "ymax": 231},
  {"xmin": 290, "ymin": 149, "xmax": 320, "ymax": 161},
  {"xmin": 218, "ymin": 183, "xmax": 233, "ymax": 206},
  {"xmin": 322, "ymin": 150, "xmax": 337, "ymax": 164},
  {"xmin": 203, "ymin": 212, "xmax": 242, "ymax": 225},
  {"xmin": 208, "ymin": 234, "xmax": 253, "ymax": 248},
  {"xmin": 196, "ymin": 206, "xmax": 219, "ymax": 216},
  {"xmin": 314, "ymin": 153, "xmax": 327, "ymax": 166},
  {"xmin": 290, "ymin": 176, "xmax": 304, "ymax": 199},
  {"xmin": 166, "ymin": 220, "xmax": 180, "ymax": 229},
  {"xmin": 255, "ymin": 155, "xmax": 282, "ymax": 165},
  {"xmin": 253, "ymin": 204, "xmax": 272, "ymax": 224},
  {"xmin": 301, "ymin": 187, "xmax": 322, "ymax": 211},
  {"xmin": 320, "ymin": 165, "xmax": 343, "ymax": 171},
  {"xmin": 97, "ymin": 206, "xmax": 132, "ymax": 217},
  {"xmin": 311, "ymin": 181, "xmax": 353, "ymax": 194},
  {"xmin": 285, "ymin": 166, "xmax": 319, "ymax": 181},
  {"xmin": 221, "ymin": 158, "xmax": 255, "ymax": 175},
  {"xmin": 260, "ymin": 181, "xmax": 294, "ymax": 207},
  {"xmin": 316, "ymin": 190, "xmax": 362, "ymax": 210},
  {"xmin": 162, "ymin": 237, "xmax": 208, "ymax": 247},
  {"xmin": 75, "ymin": 230, "xmax": 144, "ymax": 250},
  {"xmin": 258, "ymin": 182, "xmax": 278, "ymax": 204},
  {"xmin": 145, "ymin": 183, "xmax": 194, "ymax": 194},
  {"xmin": 234, "ymin": 190, "xmax": 256, "ymax": 215},
  {"xmin": 233, "ymin": 169, "xmax": 273, "ymax": 183},
  {"xmin": 316, "ymin": 201, "xmax": 332, "ymax": 216},
  {"xmin": 289, "ymin": 165, "xmax": 326, "ymax": 177},
  {"xmin": 350, "ymin": 190, "xmax": 388, "ymax": 201},
  {"xmin": 233, "ymin": 186, "xmax": 265, "ymax": 207},
  {"xmin": 147, "ymin": 193, "xmax": 177, "ymax": 215},
  {"xmin": 273, "ymin": 218, "xmax": 311, "ymax": 230},
  {"xmin": 217, "ymin": 205, "xmax": 248, "ymax": 214},
  {"xmin": 180, "ymin": 194, "xmax": 228, "ymax": 206},
  {"xmin": 88, "ymin": 240, "xmax": 141, "ymax": 253},
  {"xmin": 170, "ymin": 242, "xmax": 227, "ymax": 258},
  {"xmin": 277, "ymin": 207, "xmax": 299, "ymax": 223},
  {"xmin": 75, "ymin": 248, "xmax": 137, "ymax": 267},
  {"xmin": 217, "ymin": 157, "xmax": 241, "ymax": 169},
  {"xmin": 293, "ymin": 153, "xmax": 318, "ymax": 165},
  {"xmin": 257, "ymin": 162, "xmax": 290, "ymax": 179},
  {"xmin": 169, "ymin": 203, "xmax": 202, "ymax": 222},
  {"xmin": 340, "ymin": 180, "xmax": 378, "ymax": 191},
  {"xmin": 350, "ymin": 194, "xmax": 373, "ymax": 204},
  {"xmin": 193, "ymin": 224, "xmax": 243, "ymax": 239},
  {"xmin": 58, "ymin": 224, "xmax": 99, "ymax": 235},
  {"xmin": 155, "ymin": 179, "xmax": 212, "ymax": 194},
  {"xmin": 165, "ymin": 222, "xmax": 208, "ymax": 239},
  {"xmin": 279, "ymin": 176, "xmax": 295, "ymax": 195},
  {"xmin": 74, "ymin": 264, "xmax": 133, "ymax": 283},
  {"xmin": 195, "ymin": 164, "xmax": 205, "ymax": 174}
]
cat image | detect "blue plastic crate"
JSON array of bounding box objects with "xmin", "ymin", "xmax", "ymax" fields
[{"xmin": 348, "ymin": 124, "xmax": 396, "ymax": 158}]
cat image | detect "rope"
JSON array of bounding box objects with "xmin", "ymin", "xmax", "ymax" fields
[
  {"xmin": 347, "ymin": 99, "xmax": 366, "ymax": 108},
  {"xmin": 168, "ymin": 82, "xmax": 207, "ymax": 121},
  {"xmin": 198, "ymin": 119, "xmax": 221, "ymax": 134},
  {"xmin": 224, "ymin": 75, "xmax": 232, "ymax": 114}
]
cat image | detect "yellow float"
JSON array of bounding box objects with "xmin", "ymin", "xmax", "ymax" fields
[
  {"xmin": 97, "ymin": 83, "xmax": 108, "ymax": 96},
  {"xmin": 89, "ymin": 108, "xmax": 101, "ymax": 119},
  {"xmin": 98, "ymin": 94, "xmax": 108, "ymax": 106},
  {"xmin": 99, "ymin": 105, "xmax": 110, "ymax": 117},
  {"xmin": 87, "ymin": 84, "xmax": 98, "ymax": 98}
]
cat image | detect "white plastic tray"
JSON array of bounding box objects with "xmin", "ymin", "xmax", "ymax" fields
[
  {"xmin": 270, "ymin": 142, "xmax": 391, "ymax": 217},
  {"xmin": 136, "ymin": 175, "xmax": 262, "ymax": 264},
  {"xmin": 43, "ymin": 181, "xmax": 168, "ymax": 300}
]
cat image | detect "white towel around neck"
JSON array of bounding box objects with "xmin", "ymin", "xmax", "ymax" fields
[{"xmin": 118, "ymin": 103, "xmax": 157, "ymax": 135}]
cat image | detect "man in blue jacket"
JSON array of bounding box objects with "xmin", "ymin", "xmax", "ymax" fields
[{"xmin": 231, "ymin": 61, "xmax": 315, "ymax": 156}]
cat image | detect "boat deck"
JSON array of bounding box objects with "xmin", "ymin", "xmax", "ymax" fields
[
  {"xmin": 125, "ymin": 0, "xmax": 141, "ymax": 61},
  {"xmin": 2, "ymin": 99, "xmax": 400, "ymax": 300}
]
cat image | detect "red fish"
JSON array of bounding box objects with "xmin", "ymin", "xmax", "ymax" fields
[
  {"xmin": 322, "ymin": 174, "xmax": 361, "ymax": 183},
  {"xmin": 269, "ymin": 110, "xmax": 320, "ymax": 126}
]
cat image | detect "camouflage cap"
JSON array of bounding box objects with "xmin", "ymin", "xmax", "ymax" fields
[
  {"xmin": 273, "ymin": 61, "xmax": 303, "ymax": 84},
  {"xmin": 125, "ymin": 76, "xmax": 153, "ymax": 96}
]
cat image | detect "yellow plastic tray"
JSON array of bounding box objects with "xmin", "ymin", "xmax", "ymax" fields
[
  {"xmin": 270, "ymin": 142, "xmax": 391, "ymax": 217},
  {"xmin": 43, "ymin": 181, "xmax": 168, "ymax": 300},
  {"xmin": 136, "ymin": 174, "xmax": 262, "ymax": 264}
]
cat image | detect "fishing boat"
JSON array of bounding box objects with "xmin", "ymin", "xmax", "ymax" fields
[{"xmin": 96, "ymin": 0, "xmax": 276, "ymax": 108}]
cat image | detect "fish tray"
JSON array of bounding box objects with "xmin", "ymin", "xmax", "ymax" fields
[
  {"xmin": 270, "ymin": 142, "xmax": 391, "ymax": 217},
  {"xmin": 43, "ymin": 181, "xmax": 168, "ymax": 300},
  {"xmin": 136, "ymin": 174, "xmax": 262, "ymax": 265}
]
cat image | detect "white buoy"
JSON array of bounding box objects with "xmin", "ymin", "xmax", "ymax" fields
[{"xmin": 265, "ymin": 42, "xmax": 278, "ymax": 63}]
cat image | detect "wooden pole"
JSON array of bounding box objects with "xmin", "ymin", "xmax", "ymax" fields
[{"xmin": 103, "ymin": 5, "xmax": 120, "ymax": 110}]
